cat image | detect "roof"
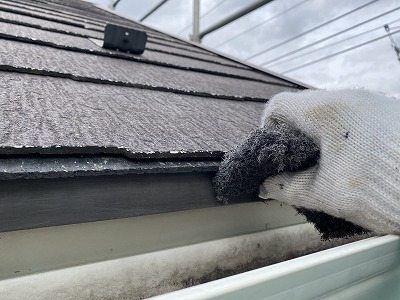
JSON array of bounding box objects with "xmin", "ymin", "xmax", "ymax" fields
[{"xmin": 0, "ymin": 0, "xmax": 306, "ymax": 231}]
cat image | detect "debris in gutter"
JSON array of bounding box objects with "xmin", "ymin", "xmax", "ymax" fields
[
  {"xmin": 295, "ymin": 207, "xmax": 370, "ymax": 240},
  {"xmin": 103, "ymin": 24, "xmax": 147, "ymax": 54}
]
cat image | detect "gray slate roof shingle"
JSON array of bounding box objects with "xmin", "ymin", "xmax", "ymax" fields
[
  {"xmin": 0, "ymin": 72, "xmax": 265, "ymax": 158},
  {"xmin": 0, "ymin": 0, "xmax": 306, "ymax": 160}
]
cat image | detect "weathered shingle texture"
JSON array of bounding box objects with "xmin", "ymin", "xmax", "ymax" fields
[{"xmin": 0, "ymin": 0, "xmax": 305, "ymax": 159}]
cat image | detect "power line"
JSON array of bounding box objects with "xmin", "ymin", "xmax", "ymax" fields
[
  {"xmin": 200, "ymin": 0, "xmax": 228, "ymax": 19},
  {"xmin": 267, "ymin": 18, "xmax": 400, "ymax": 69},
  {"xmin": 281, "ymin": 29, "xmax": 400, "ymax": 74},
  {"xmin": 214, "ymin": 0, "xmax": 311, "ymax": 49},
  {"xmin": 245, "ymin": 0, "xmax": 379, "ymax": 60},
  {"xmin": 140, "ymin": 0, "xmax": 169, "ymax": 22},
  {"xmin": 177, "ymin": 0, "xmax": 228, "ymax": 35},
  {"xmin": 263, "ymin": 6, "xmax": 400, "ymax": 67}
]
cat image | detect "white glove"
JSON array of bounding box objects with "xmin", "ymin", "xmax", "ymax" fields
[{"xmin": 259, "ymin": 89, "xmax": 400, "ymax": 235}]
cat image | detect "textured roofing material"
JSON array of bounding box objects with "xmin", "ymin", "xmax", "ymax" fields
[
  {"xmin": 0, "ymin": 40, "xmax": 297, "ymax": 100},
  {"xmin": 0, "ymin": 20, "xmax": 260, "ymax": 71},
  {"xmin": 0, "ymin": 1, "xmax": 104, "ymax": 30},
  {"xmin": 0, "ymin": 72, "xmax": 266, "ymax": 158},
  {"xmin": 0, "ymin": 0, "xmax": 305, "ymax": 160},
  {"xmin": 0, "ymin": 21, "xmax": 290, "ymax": 84}
]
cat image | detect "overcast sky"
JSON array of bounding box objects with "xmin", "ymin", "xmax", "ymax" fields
[{"xmin": 90, "ymin": 0, "xmax": 400, "ymax": 97}]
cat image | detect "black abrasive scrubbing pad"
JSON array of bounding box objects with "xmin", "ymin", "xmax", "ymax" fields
[
  {"xmin": 213, "ymin": 122, "xmax": 319, "ymax": 203},
  {"xmin": 213, "ymin": 122, "xmax": 370, "ymax": 240}
]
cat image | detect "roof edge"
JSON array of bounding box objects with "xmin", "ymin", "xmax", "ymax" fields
[
  {"xmin": 91, "ymin": 3, "xmax": 314, "ymax": 90},
  {"xmin": 0, "ymin": 156, "xmax": 220, "ymax": 180},
  {"xmin": 0, "ymin": 167, "xmax": 258, "ymax": 233}
]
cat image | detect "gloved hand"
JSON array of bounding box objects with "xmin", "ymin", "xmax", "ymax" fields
[{"xmin": 214, "ymin": 89, "xmax": 400, "ymax": 239}]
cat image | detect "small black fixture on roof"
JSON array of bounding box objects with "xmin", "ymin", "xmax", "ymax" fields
[{"xmin": 103, "ymin": 24, "xmax": 147, "ymax": 54}]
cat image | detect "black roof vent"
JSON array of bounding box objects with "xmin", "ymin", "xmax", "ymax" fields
[{"xmin": 103, "ymin": 24, "xmax": 147, "ymax": 54}]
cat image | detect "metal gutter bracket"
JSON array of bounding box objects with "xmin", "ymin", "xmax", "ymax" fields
[{"xmin": 103, "ymin": 24, "xmax": 147, "ymax": 54}]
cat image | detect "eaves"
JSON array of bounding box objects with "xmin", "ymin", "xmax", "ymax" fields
[{"xmin": 0, "ymin": 155, "xmax": 259, "ymax": 233}]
